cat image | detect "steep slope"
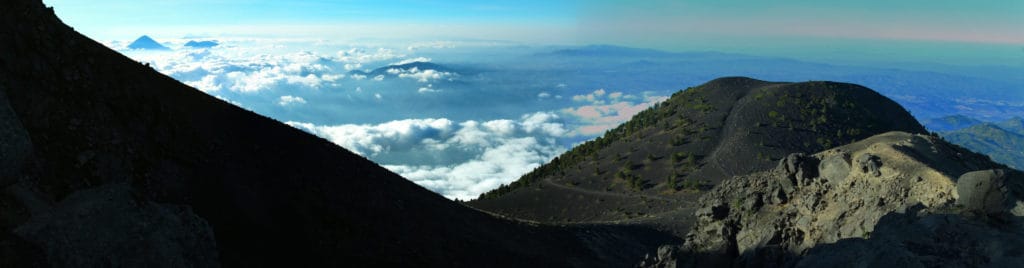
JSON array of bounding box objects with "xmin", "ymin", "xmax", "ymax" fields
[
  {"xmin": 942, "ymin": 123, "xmax": 1024, "ymax": 170},
  {"xmin": 641, "ymin": 132, "xmax": 1023, "ymax": 267},
  {"xmin": 470, "ymin": 77, "xmax": 926, "ymax": 231},
  {"xmin": 0, "ymin": 1, "xmax": 675, "ymax": 267}
]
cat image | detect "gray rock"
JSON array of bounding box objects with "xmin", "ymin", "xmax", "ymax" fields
[
  {"xmin": 819, "ymin": 152, "xmax": 851, "ymax": 186},
  {"xmin": 777, "ymin": 154, "xmax": 819, "ymax": 187},
  {"xmin": 14, "ymin": 184, "xmax": 220, "ymax": 268},
  {"xmin": 855, "ymin": 153, "xmax": 882, "ymax": 177},
  {"xmin": 956, "ymin": 169, "xmax": 1021, "ymax": 215},
  {"xmin": 0, "ymin": 87, "xmax": 32, "ymax": 187}
]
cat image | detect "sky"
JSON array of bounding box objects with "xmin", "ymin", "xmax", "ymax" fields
[
  {"xmin": 40, "ymin": 0, "xmax": 1024, "ymax": 199},
  {"xmin": 45, "ymin": 1, "xmax": 1023, "ymax": 61}
]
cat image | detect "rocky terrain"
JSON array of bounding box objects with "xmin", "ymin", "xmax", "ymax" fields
[
  {"xmin": 470, "ymin": 77, "xmax": 926, "ymax": 234},
  {"xmin": 640, "ymin": 131, "xmax": 1024, "ymax": 267},
  {"xmin": 0, "ymin": 0, "xmax": 676, "ymax": 266}
]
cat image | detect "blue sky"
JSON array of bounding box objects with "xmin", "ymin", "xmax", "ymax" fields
[
  {"xmin": 47, "ymin": 1, "xmax": 1022, "ymax": 43},
  {"xmin": 44, "ymin": 0, "xmax": 1023, "ymax": 65}
]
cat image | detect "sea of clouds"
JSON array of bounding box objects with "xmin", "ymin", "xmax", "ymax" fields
[{"xmin": 114, "ymin": 38, "xmax": 666, "ymax": 199}]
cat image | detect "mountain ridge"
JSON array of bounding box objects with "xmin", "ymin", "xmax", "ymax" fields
[{"xmin": 470, "ymin": 77, "xmax": 926, "ymax": 234}]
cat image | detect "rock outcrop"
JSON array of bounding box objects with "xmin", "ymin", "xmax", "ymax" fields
[{"xmin": 641, "ymin": 131, "xmax": 1024, "ymax": 267}]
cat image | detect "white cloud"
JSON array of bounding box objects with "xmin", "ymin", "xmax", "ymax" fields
[
  {"xmin": 121, "ymin": 43, "xmax": 435, "ymax": 94},
  {"xmin": 185, "ymin": 75, "xmax": 222, "ymax": 92},
  {"xmin": 391, "ymin": 57, "xmax": 432, "ymax": 66},
  {"xmin": 278, "ymin": 95, "xmax": 307, "ymax": 106},
  {"xmin": 417, "ymin": 84, "xmax": 441, "ymax": 93},
  {"xmin": 373, "ymin": 75, "xmax": 385, "ymax": 81},
  {"xmin": 285, "ymin": 112, "xmax": 568, "ymax": 200},
  {"xmin": 572, "ymin": 88, "xmax": 613, "ymax": 104},
  {"xmin": 563, "ymin": 91, "xmax": 667, "ymax": 135},
  {"xmin": 382, "ymin": 66, "xmax": 456, "ymax": 83},
  {"xmin": 336, "ymin": 47, "xmax": 402, "ymax": 64},
  {"xmin": 538, "ymin": 92, "xmax": 552, "ymax": 98}
]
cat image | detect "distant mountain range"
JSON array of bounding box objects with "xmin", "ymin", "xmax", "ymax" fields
[
  {"xmin": 349, "ymin": 61, "xmax": 458, "ymax": 77},
  {"xmin": 922, "ymin": 114, "xmax": 983, "ymax": 132},
  {"xmin": 928, "ymin": 115, "xmax": 1024, "ymax": 169},
  {"xmin": 184, "ymin": 40, "xmax": 218, "ymax": 48},
  {"xmin": 126, "ymin": 35, "xmax": 169, "ymax": 50}
]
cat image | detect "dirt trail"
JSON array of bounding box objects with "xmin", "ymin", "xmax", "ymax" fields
[{"xmin": 541, "ymin": 176, "xmax": 681, "ymax": 202}]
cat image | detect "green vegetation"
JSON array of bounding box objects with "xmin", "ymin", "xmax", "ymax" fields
[
  {"xmin": 615, "ymin": 168, "xmax": 645, "ymax": 191},
  {"xmin": 942, "ymin": 123, "xmax": 1024, "ymax": 170}
]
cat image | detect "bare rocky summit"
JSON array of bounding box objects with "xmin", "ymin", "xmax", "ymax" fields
[{"xmin": 641, "ymin": 131, "xmax": 1024, "ymax": 267}]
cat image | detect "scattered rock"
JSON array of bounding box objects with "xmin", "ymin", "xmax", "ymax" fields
[
  {"xmin": 778, "ymin": 154, "xmax": 820, "ymax": 186},
  {"xmin": 855, "ymin": 153, "xmax": 883, "ymax": 177}
]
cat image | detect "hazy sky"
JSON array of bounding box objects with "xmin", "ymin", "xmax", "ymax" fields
[{"xmin": 45, "ymin": 0, "xmax": 1024, "ymax": 64}]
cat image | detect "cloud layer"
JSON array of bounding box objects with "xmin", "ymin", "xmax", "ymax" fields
[
  {"xmin": 287, "ymin": 112, "xmax": 568, "ymax": 200},
  {"xmin": 122, "ymin": 42, "xmax": 443, "ymax": 95},
  {"xmin": 563, "ymin": 88, "xmax": 667, "ymax": 135}
]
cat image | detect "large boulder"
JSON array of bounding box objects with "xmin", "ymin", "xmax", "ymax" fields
[
  {"xmin": 956, "ymin": 169, "xmax": 1024, "ymax": 216},
  {"xmin": 818, "ymin": 151, "xmax": 851, "ymax": 186}
]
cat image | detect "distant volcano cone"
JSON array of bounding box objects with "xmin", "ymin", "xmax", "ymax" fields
[{"xmin": 127, "ymin": 35, "xmax": 169, "ymax": 50}]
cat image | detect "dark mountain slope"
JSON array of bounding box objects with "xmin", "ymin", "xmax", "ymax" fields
[
  {"xmin": 0, "ymin": 1, "xmax": 674, "ymax": 267},
  {"xmin": 470, "ymin": 77, "xmax": 926, "ymax": 232}
]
